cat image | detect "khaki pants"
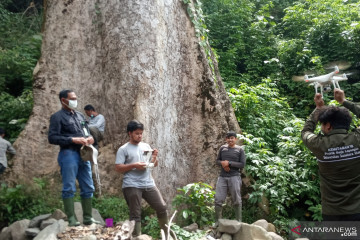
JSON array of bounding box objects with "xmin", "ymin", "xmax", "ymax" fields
[
  {"xmin": 215, "ymin": 176, "xmax": 242, "ymax": 207},
  {"xmin": 123, "ymin": 186, "xmax": 167, "ymax": 222}
]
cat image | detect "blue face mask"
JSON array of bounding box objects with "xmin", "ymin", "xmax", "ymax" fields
[{"xmin": 91, "ymin": 114, "xmax": 94, "ymax": 118}]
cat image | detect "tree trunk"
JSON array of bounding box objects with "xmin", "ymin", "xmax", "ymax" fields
[{"xmin": 7, "ymin": 0, "xmax": 240, "ymax": 202}]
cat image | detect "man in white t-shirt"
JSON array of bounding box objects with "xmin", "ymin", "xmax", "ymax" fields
[{"xmin": 115, "ymin": 120, "xmax": 169, "ymax": 237}]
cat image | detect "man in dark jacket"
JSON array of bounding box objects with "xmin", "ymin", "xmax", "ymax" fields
[
  {"xmin": 48, "ymin": 89, "xmax": 100, "ymax": 226},
  {"xmin": 301, "ymin": 89, "xmax": 360, "ymax": 221}
]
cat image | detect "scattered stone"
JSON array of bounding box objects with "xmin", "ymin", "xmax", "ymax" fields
[
  {"xmin": 215, "ymin": 230, "xmax": 222, "ymax": 239},
  {"xmin": 40, "ymin": 218, "xmax": 57, "ymax": 230},
  {"xmin": 252, "ymin": 219, "xmax": 269, "ymax": 230},
  {"xmin": 133, "ymin": 235, "xmax": 153, "ymax": 240},
  {"xmin": 25, "ymin": 228, "xmax": 41, "ymax": 237},
  {"xmin": 29, "ymin": 214, "xmax": 51, "ymax": 228},
  {"xmin": 51, "ymin": 209, "xmax": 67, "ymax": 220},
  {"xmin": 233, "ymin": 222, "xmax": 272, "ymax": 240},
  {"xmin": 268, "ymin": 231, "xmax": 284, "ymax": 240},
  {"xmin": 9, "ymin": 219, "xmax": 30, "ymax": 240},
  {"xmin": 183, "ymin": 222, "xmax": 198, "ymax": 232},
  {"xmin": 218, "ymin": 219, "xmax": 241, "ymax": 234},
  {"xmin": 0, "ymin": 227, "xmax": 11, "ymax": 240},
  {"xmin": 33, "ymin": 221, "xmax": 59, "ymax": 240},
  {"xmin": 267, "ymin": 223, "xmax": 276, "ymax": 232},
  {"xmin": 83, "ymin": 235, "xmax": 97, "ymax": 240},
  {"xmin": 221, "ymin": 233, "xmax": 232, "ymax": 240}
]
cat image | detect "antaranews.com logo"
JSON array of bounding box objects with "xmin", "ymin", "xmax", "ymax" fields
[{"xmin": 289, "ymin": 221, "xmax": 360, "ymax": 240}]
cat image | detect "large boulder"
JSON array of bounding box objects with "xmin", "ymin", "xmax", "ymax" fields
[
  {"xmin": 233, "ymin": 222, "xmax": 272, "ymax": 240},
  {"xmin": 1, "ymin": 219, "xmax": 30, "ymax": 240},
  {"xmin": 218, "ymin": 219, "xmax": 242, "ymax": 234}
]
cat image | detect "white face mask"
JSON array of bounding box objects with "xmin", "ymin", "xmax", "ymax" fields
[{"xmin": 63, "ymin": 99, "xmax": 78, "ymax": 110}]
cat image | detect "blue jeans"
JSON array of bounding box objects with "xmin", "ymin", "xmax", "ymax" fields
[{"xmin": 58, "ymin": 149, "xmax": 94, "ymax": 199}]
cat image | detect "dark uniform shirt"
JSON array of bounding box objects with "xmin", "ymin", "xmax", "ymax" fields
[
  {"xmin": 216, "ymin": 144, "xmax": 246, "ymax": 177},
  {"xmin": 301, "ymin": 101, "xmax": 360, "ymax": 215},
  {"xmin": 48, "ymin": 108, "xmax": 89, "ymax": 150}
]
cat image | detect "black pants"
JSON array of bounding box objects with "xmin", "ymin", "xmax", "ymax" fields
[
  {"xmin": 0, "ymin": 163, "xmax": 5, "ymax": 174},
  {"xmin": 323, "ymin": 213, "xmax": 360, "ymax": 221}
]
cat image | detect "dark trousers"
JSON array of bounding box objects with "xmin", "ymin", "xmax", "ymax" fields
[
  {"xmin": 123, "ymin": 187, "xmax": 167, "ymax": 222},
  {"xmin": 323, "ymin": 213, "xmax": 360, "ymax": 221},
  {"xmin": 0, "ymin": 163, "xmax": 5, "ymax": 174}
]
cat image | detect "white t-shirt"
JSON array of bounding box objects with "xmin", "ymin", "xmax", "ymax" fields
[{"xmin": 115, "ymin": 142, "xmax": 155, "ymax": 188}]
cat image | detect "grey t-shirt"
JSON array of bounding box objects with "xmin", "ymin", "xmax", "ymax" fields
[
  {"xmin": 0, "ymin": 137, "xmax": 16, "ymax": 168},
  {"xmin": 88, "ymin": 114, "xmax": 105, "ymax": 132},
  {"xmin": 115, "ymin": 142, "xmax": 155, "ymax": 188}
]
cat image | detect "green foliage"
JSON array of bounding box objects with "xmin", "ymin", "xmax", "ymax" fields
[
  {"xmin": 0, "ymin": 90, "xmax": 33, "ymax": 142},
  {"xmin": 0, "ymin": 178, "xmax": 62, "ymax": 225},
  {"xmin": 228, "ymin": 80, "xmax": 321, "ymax": 223},
  {"xmin": 202, "ymin": 0, "xmax": 282, "ymax": 87},
  {"xmin": 172, "ymin": 182, "xmax": 215, "ymax": 228},
  {"xmin": 170, "ymin": 224, "xmax": 206, "ymax": 240},
  {"xmin": 92, "ymin": 196, "xmax": 129, "ymax": 222},
  {"xmin": 142, "ymin": 216, "xmax": 161, "ymax": 239},
  {"xmin": 182, "ymin": 0, "xmax": 217, "ymax": 83},
  {"xmin": 275, "ymin": 0, "xmax": 360, "ymax": 112},
  {"xmin": 0, "ymin": 1, "xmax": 41, "ymax": 140},
  {"xmin": 229, "ymin": 79, "xmax": 294, "ymax": 150}
]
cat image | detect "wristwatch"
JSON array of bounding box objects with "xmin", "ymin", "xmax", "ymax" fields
[{"xmin": 228, "ymin": 161, "xmax": 232, "ymax": 167}]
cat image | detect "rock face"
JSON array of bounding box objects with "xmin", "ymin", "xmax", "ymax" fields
[{"xmin": 6, "ymin": 0, "xmax": 240, "ymax": 203}]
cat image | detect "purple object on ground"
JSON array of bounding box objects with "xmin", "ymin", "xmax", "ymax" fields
[{"xmin": 105, "ymin": 218, "xmax": 113, "ymax": 227}]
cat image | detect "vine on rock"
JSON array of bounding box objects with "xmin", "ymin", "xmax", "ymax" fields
[{"xmin": 182, "ymin": 0, "xmax": 217, "ymax": 84}]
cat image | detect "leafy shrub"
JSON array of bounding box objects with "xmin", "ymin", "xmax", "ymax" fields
[
  {"xmin": 0, "ymin": 90, "xmax": 33, "ymax": 142},
  {"xmin": 170, "ymin": 224, "xmax": 206, "ymax": 240},
  {"xmin": 142, "ymin": 216, "xmax": 160, "ymax": 239},
  {"xmin": 0, "ymin": 2, "xmax": 41, "ymax": 140},
  {"xmin": 0, "ymin": 178, "xmax": 61, "ymax": 225},
  {"xmin": 172, "ymin": 182, "xmax": 215, "ymax": 228},
  {"xmin": 92, "ymin": 196, "xmax": 129, "ymax": 222},
  {"xmin": 229, "ymin": 80, "xmax": 321, "ymax": 224}
]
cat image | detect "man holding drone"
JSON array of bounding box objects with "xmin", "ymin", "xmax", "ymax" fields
[{"xmin": 301, "ymin": 88, "xmax": 360, "ymax": 221}]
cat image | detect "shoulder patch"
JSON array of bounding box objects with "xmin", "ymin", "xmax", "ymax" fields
[{"xmin": 306, "ymin": 133, "xmax": 316, "ymax": 140}]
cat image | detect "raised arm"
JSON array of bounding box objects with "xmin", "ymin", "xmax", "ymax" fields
[
  {"xmin": 301, "ymin": 94, "xmax": 323, "ymax": 146},
  {"xmin": 334, "ymin": 88, "xmax": 360, "ymax": 118}
]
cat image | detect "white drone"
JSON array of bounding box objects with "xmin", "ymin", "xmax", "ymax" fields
[{"xmin": 304, "ymin": 66, "xmax": 348, "ymax": 95}]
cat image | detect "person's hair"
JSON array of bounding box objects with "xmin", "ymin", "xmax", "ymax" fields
[
  {"xmin": 127, "ymin": 120, "xmax": 144, "ymax": 133},
  {"xmin": 0, "ymin": 128, "xmax": 4, "ymax": 135},
  {"xmin": 84, "ymin": 104, "xmax": 95, "ymax": 111},
  {"xmin": 318, "ymin": 106, "xmax": 352, "ymax": 130},
  {"xmin": 59, "ymin": 89, "xmax": 74, "ymax": 101},
  {"xmin": 226, "ymin": 131, "xmax": 237, "ymax": 138}
]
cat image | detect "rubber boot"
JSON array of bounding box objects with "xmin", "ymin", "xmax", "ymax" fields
[
  {"xmin": 81, "ymin": 198, "xmax": 101, "ymax": 225},
  {"xmin": 63, "ymin": 198, "xmax": 80, "ymax": 226},
  {"xmin": 234, "ymin": 204, "xmax": 242, "ymax": 222},
  {"xmin": 214, "ymin": 206, "xmax": 222, "ymax": 227},
  {"xmin": 133, "ymin": 221, "xmax": 141, "ymax": 237}
]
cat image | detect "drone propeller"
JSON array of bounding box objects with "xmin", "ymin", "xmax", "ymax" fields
[
  {"xmin": 323, "ymin": 61, "xmax": 351, "ymax": 71},
  {"xmin": 292, "ymin": 75, "xmax": 305, "ymax": 81}
]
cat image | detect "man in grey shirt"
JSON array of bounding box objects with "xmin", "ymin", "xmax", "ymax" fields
[
  {"xmin": 115, "ymin": 120, "xmax": 170, "ymax": 237},
  {"xmin": 214, "ymin": 131, "xmax": 246, "ymax": 225},
  {"xmin": 84, "ymin": 104, "xmax": 105, "ymax": 146},
  {"xmin": 0, "ymin": 128, "xmax": 16, "ymax": 174}
]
